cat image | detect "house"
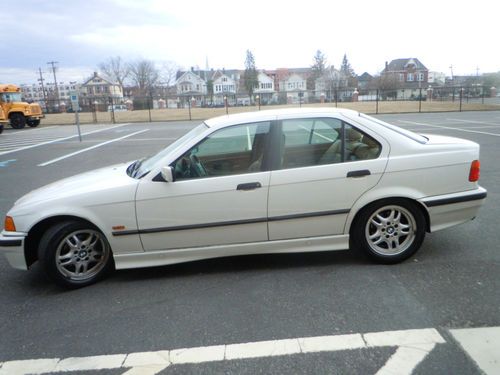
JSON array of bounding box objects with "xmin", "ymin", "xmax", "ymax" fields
[
  {"xmin": 211, "ymin": 70, "xmax": 237, "ymax": 105},
  {"xmin": 381, "ymin": 58, "xmax": 429, "ymax": 99},
  {"xmin": 279, "ymin": 72, "xmax": 308, "ymax": 103},
  {"xmin": 254, "ymin": 72, "xmax": 276, "ymax": 104},
  {"xmin": 80, "ymin": 72, "xmax": 123, "ymax": 109},
  {"xmin": 175, "ymin": 70, "xmax": 207, "ymax": 106}
]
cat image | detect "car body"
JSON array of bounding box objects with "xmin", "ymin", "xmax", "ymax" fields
[{"xmin": 0, "ymin": 108, "xmax": 487, "ymax": 287}]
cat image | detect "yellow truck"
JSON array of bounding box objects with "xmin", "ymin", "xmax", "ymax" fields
[
  {"xmin": 0, "ymin": 84, "xmax": 44, "ymax": 129},
  {"xmin": 0, "ymin": 105, "xmax": 6, "ymax": 133}
]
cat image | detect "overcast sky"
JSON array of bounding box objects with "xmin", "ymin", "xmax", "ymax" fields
[{"xmin": 0, "ymin": 0, "xmax": 498, "ymax": 85}]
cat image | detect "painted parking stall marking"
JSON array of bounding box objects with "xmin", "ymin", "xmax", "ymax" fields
[
  {"xmin": 450, "ymin": 327, "xmax": 500, "ymax": 375},
  {"xmin": 397, "ymin": 120, "xmax": 500, "ymax": 137},
  {"xmin": 0, "ymin": 123, "xmax": 131, "ymax": 156},
  {"xmin": 2, "ymin": 326, "xmax": 498, "ymax": 374},
  {"xmin": 38, "ymin": 129, "xmax": 149, "ymax": 166},
  {"xmin": 0, "ymin": 327, "xmax": 447, "ymax": 375}
]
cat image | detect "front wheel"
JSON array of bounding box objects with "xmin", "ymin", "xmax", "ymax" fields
[
  {"xmin": 38, "ymin": 221, "xmax": 114, "ymax": 288},
  {"xmin": 351, "ymin": 199, "xmax": 426, "ymax": 264},
  {"xmin": 10, "ymin": 113, "xmax": 26, "ymax": 129}
]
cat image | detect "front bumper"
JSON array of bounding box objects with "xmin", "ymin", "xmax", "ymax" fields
[
  {"xmin": 420, "ymin": 186, "xmax": 487, "ymax": 232},
  {"xmin": 0, "ymin": 231, "xmax": 28, "ymax": 270}
]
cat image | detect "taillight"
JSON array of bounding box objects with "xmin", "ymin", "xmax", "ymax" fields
[{"xmin": 469, "ymin": 160, "xmax": 480, "ymax": 182}]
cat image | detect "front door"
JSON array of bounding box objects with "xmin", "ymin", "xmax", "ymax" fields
[{"xmin": 135, "ymin": 121, "xmax": 272, "ymax": 251}]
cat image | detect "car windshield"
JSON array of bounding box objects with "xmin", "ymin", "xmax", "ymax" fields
[
  {"xmin": 360, "ymin": 113, "xmax": 428, "ymax": 144},
  {"xmin": 1, "ymin": 93, "xmax": 22, "ymax": 102},
  {"xmin": 128, "ymin": 122, "xmax": 208, "ymax": 178}
]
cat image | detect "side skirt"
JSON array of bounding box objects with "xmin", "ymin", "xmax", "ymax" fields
[{"xmin": 113, "ymin": 234, "xmax": 350, "ymax": 270}]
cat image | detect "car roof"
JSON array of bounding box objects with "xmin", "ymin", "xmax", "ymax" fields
[{"xmin": 204, "ymin": 107, "xmax": 360, "ymax": 128}]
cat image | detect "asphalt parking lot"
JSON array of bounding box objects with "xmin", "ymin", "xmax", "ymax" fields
[{"xmin": 0, "ymin": 111, "xmax": 499, "ymax": 374}]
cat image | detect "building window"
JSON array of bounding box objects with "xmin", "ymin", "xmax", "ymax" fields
[
  {"xmin": 418, "ymin": 73, "xmax": 425, "ymax": 81},
  {"xmin": 407, "ymin": 73, "xmax": 414, "ymax": 82}
]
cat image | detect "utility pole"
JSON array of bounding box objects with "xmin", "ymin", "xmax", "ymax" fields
[
  {"xmin": 47, "ymin": 61, "xmax": 60, "ymax": 109},
  {"xmin": 37, "ymin": 67, "xmax": 48, "ymax": 110}
]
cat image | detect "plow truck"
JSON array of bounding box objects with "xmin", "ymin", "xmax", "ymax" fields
[{"xmin": 0, "ymin": 84, "xmax": 43, "ymax": 129}]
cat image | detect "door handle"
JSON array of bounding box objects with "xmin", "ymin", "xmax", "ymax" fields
[
  {"xmin": 346, "ymin": 169, "xmax": 371, "ymax": 178},
  {"xmin": 237, "ymin": 182, "xmax": 262, "ymax": 191}
]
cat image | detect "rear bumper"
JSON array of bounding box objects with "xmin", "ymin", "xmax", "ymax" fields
[
  {"xmin": 0, "ymin": 231, "xmax": 28, "ymax": 270},
  {"xmin": 420, "ymin": 187, "xmax": 487, "ymax": 232}
]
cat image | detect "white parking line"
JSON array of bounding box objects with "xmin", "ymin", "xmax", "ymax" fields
[
  {"xmin": 38, "ymin": 129, "xmax": 149, "ymax": 166},
  {"xmin": 450, "ymin": 327, "xmax": 500, "ymax": 375},
  {"xmin": 446, "ymin": 118, "xmax": 500, "ymax": 125},
  {"xmin": 0, "ymin": 123, "xmax": 131, "ymax": 157},
  {"xmin": 1, "ymin": 126, "xmax": 60, "ymax": 136},
  {"xmin": 0, "ymin": 328, "xmax": 445, "ymax": 375},
  {"xmin": 397, "ymin": 120, "xmax": 500, "ymax": 137}
]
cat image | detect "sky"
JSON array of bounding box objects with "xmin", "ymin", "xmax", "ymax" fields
[{"xmin": 0, "ymin": 0, "xmax": 499, "ymax": 85}]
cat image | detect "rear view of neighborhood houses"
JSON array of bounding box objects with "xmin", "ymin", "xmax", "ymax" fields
[{"xmin": 19, "ymin": 51, "xmax": 500, "ymax": 116}]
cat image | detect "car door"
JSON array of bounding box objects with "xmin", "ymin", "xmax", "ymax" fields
[
  {"xmin": 135, "ymin": 121, "xmax": 272, "ymax": 251},
  {"xmin": 267, "ymin": 116, "xmax": 389, "ymax": 241}
]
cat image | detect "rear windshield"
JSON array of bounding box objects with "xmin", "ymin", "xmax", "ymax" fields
[{"xmin": 360, "ymin": 114, "xmax": 428, "ymax": 144}]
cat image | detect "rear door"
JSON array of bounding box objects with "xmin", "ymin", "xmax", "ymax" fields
[{"xmin": 267, "ymin": 115, "xmax": 389, "ymax": 240}]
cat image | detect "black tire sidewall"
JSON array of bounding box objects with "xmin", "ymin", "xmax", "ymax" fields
[
  {"xmin": 38, "ymin": 221, "xmax": 113, "ymax": 288},
  {"xmin": 352, "ymin": 199, "xmax": 426, "ymax": 264},
  {"xmin": 27, "ymin": 119, "xmax": 40, "ymax": 127},
  {"xmin": 10, "ymin": 113, "xmax": 26, "ymax": 129}
]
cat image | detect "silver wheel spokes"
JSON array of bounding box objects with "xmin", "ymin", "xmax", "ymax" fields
[
  {"xmin": 366, "ymin": 206, "xmax": 416, "ymax": 256},
  {"xmin": 56, "ymin": 230, "xmax": 109, "ymax": 280}
]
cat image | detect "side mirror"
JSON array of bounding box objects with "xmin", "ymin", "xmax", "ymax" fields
[{"xmin": 161, "ymin": 166, "xmax": 174, "ymax": 183}]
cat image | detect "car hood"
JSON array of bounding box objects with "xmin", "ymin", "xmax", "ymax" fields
[{"xmin": 14, "ymin": 163, "xmax": 137, "ymax": 209}]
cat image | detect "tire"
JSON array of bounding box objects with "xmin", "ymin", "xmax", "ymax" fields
[
  {"xmin": 27, "ymin": 119, "xmax": 40, "ymax": 127},
  {"xmin": 351, "ymin": 199, "xmax": 426, "ymax": 264},
  {"xmin": 38, "ymin": 221, "xmax": 114, "ymax": 288},
  {"xmin": 10, "ymin": 113, "xmax": 26, "ymax": 129}
]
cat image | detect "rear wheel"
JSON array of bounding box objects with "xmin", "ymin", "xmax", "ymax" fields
[
  {"xmin": 351, "ymin": 199, "xmax": 426, "ymax": 264},
  {"xmin": 27, "ymin": 119, "xmax": 40, "ymax": 127},
  {"xmin": 10, "ymin": 113, "xmax": 26, "ymax": 129},
  {"xmin": 38, "ymin": 221, "xmax": 114, "ymax": 288}
]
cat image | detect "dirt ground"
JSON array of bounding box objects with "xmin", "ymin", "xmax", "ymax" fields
[{"xmin": 40, "ymin": 100, "xmax": 500, "ymax": 126}]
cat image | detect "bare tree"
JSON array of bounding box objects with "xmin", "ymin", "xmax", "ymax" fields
[
  {"xmin": 158, "ymin": 60, "xmax": 180, "ymax": 87},
  {"xmin": 98, "ymin": 56, "xmax": 129, "ymax": 91},
  {"xmin": 128, "ymin": 59, "xmax": 159, "ymax": 94}
]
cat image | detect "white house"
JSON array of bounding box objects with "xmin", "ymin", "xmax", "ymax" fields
[
  {"xmin": 175, "ymin": 71, "xmax": 207, "ymax": 99},
  {"xmin": 212, "ymin": 71, "xmax": 237, "ymax": 105},
  {"xmin": 254, "ymin": 72, "xmax": 275, "ymax": 104},
  {"xmin": 280, "ymin": 73, "xmax": 307, "ymax": 103}
]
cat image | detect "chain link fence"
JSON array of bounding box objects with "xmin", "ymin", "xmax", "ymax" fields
[{"xmin": 37, "ymin": 86, "xmax": 500, "ymax": 125}]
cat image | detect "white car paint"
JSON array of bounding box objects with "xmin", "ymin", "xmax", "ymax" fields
[{"xmin": 0, "ymin": 108, "xmax": 487, "ymax": 275}]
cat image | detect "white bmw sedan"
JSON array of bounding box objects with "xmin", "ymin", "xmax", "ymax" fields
[{"xmin": 0, "ymin": 108, "xmax": 487, "ymax": 287}]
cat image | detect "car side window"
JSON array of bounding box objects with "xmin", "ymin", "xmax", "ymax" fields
[
  {"xmin": 280, "ymin": 118, "xmax": 381, "ymax": 169},
  {"xmin": 343, "ymin": 124, "xmax": 381, "ymax": 161},
  {"xmin": 173, "ymin": 121, "xmax": 271, "ymax": 180}
]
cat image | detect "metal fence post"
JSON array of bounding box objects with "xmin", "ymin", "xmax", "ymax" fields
[
  {"xmin": 148, "ymin": 93, "xmax": 152, "ymax": 122},
  {"xmin": 418, "ymin": 88, "xmax": 422, "ymax": 113},
  {"xmin": 188, "ymin": 97, "xmax": 192, "ymax": 120},
  {"xmin": 459, "ymin": 87, "xmax": 463, "ymax": 112},
  {"xmin": 335, "ymin": 89, "xmax": 338, "ymax": 108},
  {"xmin": 109, "ymin": 96, "xmax": 115, "ymax": 124},
  {"xmin": 376, "ymin": 89, "xmax": 379, "ymax": 114}
]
